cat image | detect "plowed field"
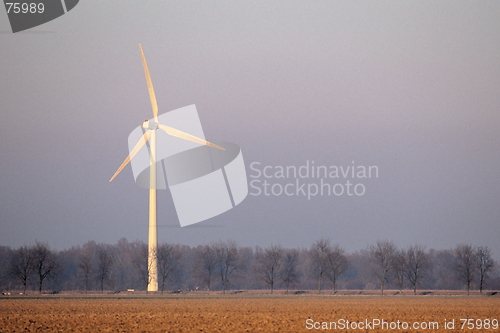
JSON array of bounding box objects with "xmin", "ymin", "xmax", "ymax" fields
[{"xmin": 1, "ymin": 296, "xmax": 498, "ymax": 332}]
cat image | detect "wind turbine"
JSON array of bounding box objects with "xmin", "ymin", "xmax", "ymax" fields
[{"xmin": 109, "ymin": 44, "xmax": 224, "ymax": 292}]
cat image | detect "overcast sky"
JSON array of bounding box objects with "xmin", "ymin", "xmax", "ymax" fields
[{"xmin": 1, "ymin": 1, "xmax": 499, "ymax": 259}]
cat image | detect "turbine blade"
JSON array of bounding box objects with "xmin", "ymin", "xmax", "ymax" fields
[
  {"xmin": 139, "ymin": 44, "xmax": 159, "ymax": 122},
  {"xmin": 158, "ymin": 124, "xmax": 225, "ymax": 151},
  {"xmin": 109, "ymin": 130, "xmax": 153, "ymax": 182}
]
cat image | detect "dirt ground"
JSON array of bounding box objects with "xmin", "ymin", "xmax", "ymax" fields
[{"xmin": 1, "ymin": 295, "xmax": 498, "ymax": 332}]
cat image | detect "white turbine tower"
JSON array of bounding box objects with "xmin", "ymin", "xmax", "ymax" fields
[{"xmin": 109, "ymin": 44, "xmax": 224, "ymax": 292}]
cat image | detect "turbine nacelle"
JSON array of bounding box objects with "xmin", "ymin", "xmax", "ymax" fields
[{"xmin": 142, "ymin": 119, "xmax": 159, "ymax": 130}]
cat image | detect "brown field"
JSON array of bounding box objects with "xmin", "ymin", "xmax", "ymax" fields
[{"xmin": 1, "ymin": 294, "xmax": 499, "ymax": 332}]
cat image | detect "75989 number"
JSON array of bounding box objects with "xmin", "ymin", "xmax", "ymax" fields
[
  {"xmin": 460, "ymin": 319, "xmax": 498, "ymax": 330},
  {"xmin": 5, "ymin": 2, "xmax": 45, "ymax": 14}
]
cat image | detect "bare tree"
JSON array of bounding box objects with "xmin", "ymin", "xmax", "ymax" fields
[
  {"xmin": 428, "ymin": 249, "xmax": 460, "ymax": 290},
  {"xmin": 157, "ymin": 243, "xmax": 183, "ymax": 293},
  {"xmin": 95, "ymin": 244, "xmax": 114, "ymax": 293},
  {"xmin": 193, "ymin": 245, "xmax": 217, "ymax": 293},
  {"xmin": 77, "ymin": 241, "xmax": 96, "ymax": 292},
  {"xmin": 405, "ymin": 245, "xmax": 431, "ymax": 295},
  {"xmin": 369, "ymin": 240, "xmax": 396, "ymax": 295},
  {"xmin": 475, "ymin": 246, "xmax": 494, "ymax": 294},
  {"xmin": 454, "ymin": 244, "xmax": 476, "ymax": 295},
  {"xmin": 113, "ymin": 238, "xmax": 144, "ymax": 291},
  {"xmin": 0, "ymin": 246, "xmax": 12, "ymax": 291},
  {"xmin": 32, "ymin": 242, "xmax": 59, "ymax": 293},
  {"xmin": 310, "ymin": 239, "xmax": 331, "ymax": 294},
  {"xmin": 392, "ymin": 249, "xmax": 407, "ymax": 293},
  {"xmin": 280, "ymin": 249, "xmax": 300, "ymax": 294},
  {"xmin": 213, "ymin": 240, "xmax": 239, "ymax": 294},
  {"xmin": 10, "ymin": 245, "xmax": 35, "ymax": 294},
  {"xmin": 131, "ymin": 242, "xmax": 151, "ymax": 291},
  {"xmin": 255, "ymin": 245, "xmax": 284, "ymax": 294},
  {"xmin": 325, "ymin": 244, "xmax": 348, "ymax": 294}
]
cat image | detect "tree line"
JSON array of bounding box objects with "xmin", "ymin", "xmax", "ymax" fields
[{"xmin": 0, "ymin": 239, "xmax": 498, "ymax": 294}]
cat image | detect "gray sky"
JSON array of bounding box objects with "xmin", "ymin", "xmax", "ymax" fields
[{"xmin": 1, "ymin": 1, "xmax": 499, "ymax": 259}]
